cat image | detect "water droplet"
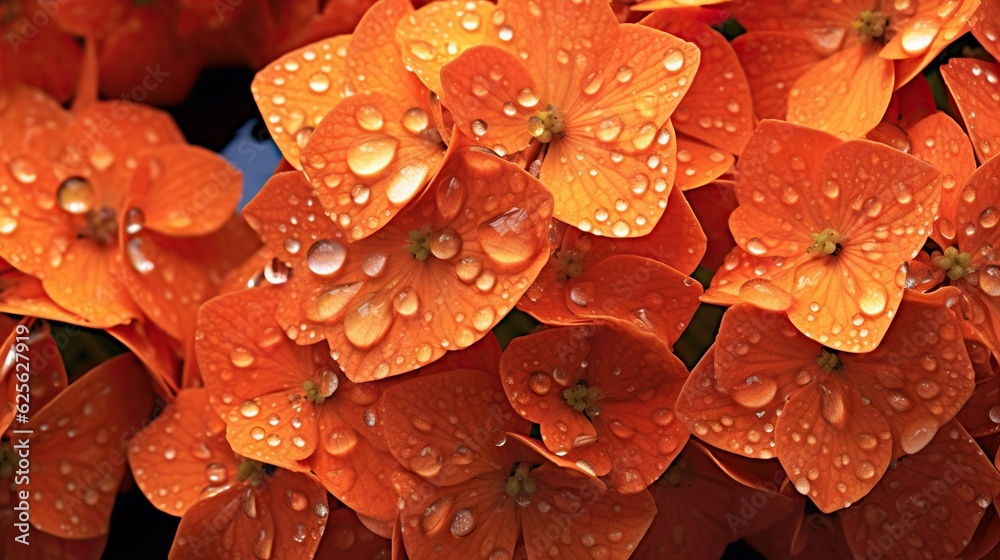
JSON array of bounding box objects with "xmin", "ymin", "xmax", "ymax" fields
[
  {"xmin": 900, "ymin": 18, "xmax": 941, "ymax": 55},
  {"xmin": 746, "ymin": 238, "xmax": 767, "ymax": 255},
  {"xmin": 450, "ymin": 508, "xmax": 476, "ymax": 537},
  {"xmin": 346, "ymin": 135, "xmax": 398, "ymax": 176},
  {"xmin": 239, "ymin": 400, "xmax": 260, "ymax": 418},
  {"xmin": 325, "ymin": 428, "xmax": 359, "ymax": 455},
  {"xmin": 284, "ymin": 489, "xmax": 309, "ymax": 511},
  {"xmin": 461, "ymin": 11, "xmax": 481, "ymax": 31},
  {"xmin": 230, "ymin": 347, "xmax": 254, "ymax": 368},
  {"xmin": 345, "ymin": 297, "xmax": 393, "ymax": 348},
  {"xmin": 900, "ymin": 418, "xmax": 938, "ymax": 454},
  {"xmin": 477, "ymin": 207, "xmax": 536, "ymax": 266},
  {"xmin": 402, "ymin": 107, "xmax": 430, "ymax": 134},
  {"xmin": 858, "ymin": 285, "xmax": 888, "ymax": 316},
  {"xmin": 393, "ymin": 288, "xmax": 420, "ymax": 316},
  {"xmin": 663, "ymin": 49, "xmax": 685, "ymax": 72},
  {"xmin": 471, "ymin": 119, "xmax": 489, "ymax": 137},
  {"xmin": 306, "ymin": 239, "xmax": 347, "ymax": 276},
  {"xmin": 56, "ymin": 177, "xmax": 95, "ymax": 214},
  {"xmin": 355, "ymin": 105, "xmax": 384, "ymax": 131},
  {"xmin": 517, "ymin": 88, "xmax": 539, "ymax": 108},
  {"xmin": 308, "ymin": 73, "xmax": 331, "ymax": 93},
  {"xmin": 386, "ymin": 162, "xmax": 430, "ymax": 205}
]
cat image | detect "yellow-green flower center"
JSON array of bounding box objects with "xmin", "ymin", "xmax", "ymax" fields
[
  {"xmin": 816, "ymin": 348, "xmax": 842, "ymax": 373},
  {"xmin": 853, "ymin": 10, "xmax": 890, "ymax": 41},
  {"xmin": 933, "ymin": 246, "xmax": 972, "ymax": 281},
  {"xmin": 505, "ymin": 463, "xmax": 536, "ymax": 507},
  {"xmin": 563, "ymin": 380, "xmax": 605, "ymax": 416},
  {"xmin": 236, "ymin": 458, "xmax": 275, "ymax": 486},
  {"xmin": 807, "ymin": 228, "xmax": 842, "ymax": 256},
  {"xmin": 527, "ymin": 105, "xmax": 565, "ymax": 144}
]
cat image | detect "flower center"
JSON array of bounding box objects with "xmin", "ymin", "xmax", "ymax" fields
[
  {"xmin": 816, "ymin": 348, "xmax": 842, "ymax": 373},
  {"xmin": 663, "ymin": 455, "xmax": 694, "ymax": 487},
  {"xmin": 554, "ymin": 247, "xmax": 586, "ymax": 280},
  {"xmin": 853, "ymin": 10, "xmax": 890, "ymax": 42},
  {"xmin": 807, "ymin": 228, "xmax": 842, "ymax": 256},
  {"xmin": 933, "ymin": 246, "xmax": 972, "ymax": 281},
  {"xmin": 236, "ymin": 457, "xmax": 276, "ymax": 486},
  {"xmin": 505, "ymin": 463, "xmax": 537, "ymax": 507},
  {"xmin": 303, "ymin": 368, "xmax": 339, "ymax": 405},
  {"xmin": 563, "ymin": 380, "xmax": 605, "ymax": 417},
  {"xmin": 527, "ymin": 105, "xmax": 565, "ymax": 144},
  {"xmin": 408, "ymin": 225, "xmax": 433, "ymax": 260},
  {"xmin": 80, "ymin": 207, "xmax": 119, "ymax": 245}
]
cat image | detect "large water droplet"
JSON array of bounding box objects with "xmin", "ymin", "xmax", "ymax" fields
[
  {"xmin": 900, "ymin": 418, "xmax": 938, "ymax": 454},
  {"xmin": 477, "ymin": 207, "xmax": 537, "ymax": 266},
  {"xmin": 450, "ymin": 508, "xmax": 476, "ymax": 537},
  {"xmin": 57, "ymin": 177, "xmax": 95, "ymax": 215},
  {"xmin": 306, "ymin": 239, "xmax": 347, "ymax": 276},
  {"xmin": 386, "ymin": 162, "xmax": 430, "ymax": 205},
  {"xmin": 346, "ymin": 135, "xmax": 398, "ymax": 177},
  {"xmin": 345, "ymin": 297, "xmax": 393, "ymax": 348},
  {"xmin": 325, "ymin": 428, "xmax": 359, "ymax": 455},
  {"xmin": 355, "ymin": 105, "xmax": 384, "ymax": 131},
  {"xmin": 858, "ymin": 285, "xmax": 888, "ymax": 316}
]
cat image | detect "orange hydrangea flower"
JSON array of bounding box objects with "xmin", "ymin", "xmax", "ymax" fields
[
  {"xmin": 940, "ymin": 155, "xmax": 1000, "ymax": 359},
  {"xmin": 634, "ymin": 440, "xmax": 801, "ymax": 559},
  {"xmin": 429, "ymin": 0, "xmax": 700, "ymax": 237},
  {"xmin": 3, "ymin": 353, "xmax": 153, "ymax": 539},
  {"xmin": 380, "ymin": 368, "xmax": 657, "ymax": 559},
  {"xmin": 732, "ymin": 0, "xmax": 979, "ymax": 138},
  {"xmin": 518, "ymin": 186, "xmax": 704, "ymax": 345},
  {"xmin": 196, "ymin": 286, "xmax": 411, "ymax": 528},
  {"xmin": 839, "ymin": 420, "xmax": 1000, "ymax": 560},
  {"xmin": 676, "ymin": 289, "xmax": 974, "ymax": 512},
  {"xmin": 712, "ymin": 120, "xmax": 941, "ymax": 351},
  {"xmin": 500, "ymin": 324, "xmax": 691, "ymax": 493},
  {"xmin": 0, "ymin": 87, "xmax": 250, "ymax": 345},
  {"xmin": 242, "ymin": 147, "xmax": 553, "ymax": 380},
  {"xmin": 255, "ymin": 0, "xmax": 447, "ymax": 240},
  {"xmin": 128, "ymin": 388, "xmax": 330, "ymax": 559}
]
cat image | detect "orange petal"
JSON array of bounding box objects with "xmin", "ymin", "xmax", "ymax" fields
[
  {"xmin": 941, "ymin": 58, "xmax": 1000, "ymax": 163},
  {"xmin": 196, "ymin": 288, "xmax": 325, "ymax": 469},
  {"xmin": 906, "ymin": 111, "xmax": 977, "ymax": 242},
  {"xmin": 309, "ymin": 394, "xmax": 414, "ymax": 525},
  {"xmin": 686, "ymin": 179, "xmax": 738, "ymax": 271},
  {"xmin": 440, "ymin": 45, "xmax": 537, "ymax": 156},
  {"xmin": 396, "ymin": 0, "xmax": 502, "ymax": 94},
  {"xmin": 886, "ymin": 73, "xmax": 937, "ymax": 128},
  {"xmin": 972, "ymin": 0, "xmax": 1000, "ymax": 60},
  {"xmin": 957, "ymin": 370, "xmax": 1000, "ymax": 438},
  {"xmin": 345, "ymin": 0, "xmax": 428, "ymax": 103},
  {"xmin": 676, "ymin": 321, "xmax": 813, "ymax": 459},
  {"xmin": 787, "ymin": 43, "xmax": 894, "ymax": 138},
  {"xmin": 244, "ymin": 149, "xmax": 553, "ymax": 381},
  {"xmin": 845, "ymin": 289, "xmax": 974, "ymax": 458},
  {"xmin": 522, "ymin": 463, "xmax": 656, "ymax": 558},
  {"xmin": 903, "ymin": 250, "xmax": 946, "ymax": 293},
  {"xmin": 840, "ymin": 420, "xmax": 1000, "ymax": 559},
  {"xmin": 775, "ymin": 377, "xmax": 893, "ymax": 512},
  {"xmin": 0, "ymin": 85, "xmax": 71, "ymax": 153},
  {"xmin": 314, "ymin": 506, "xmax": 392, "ymax": 559},
  {"xmin": 636, "ymin": 441, "xmax": 800, "ymax": 559},
  {"xmin": 540, "ymin": 125, "xmax": 675, "ymax": 238},
  {"xmin": 562, "ymin": 255, "xmax": 702, "ymax": 345},
  {"xmin": 732, "ymin": 31, "xmax": 829, "ymax": 120},
  {"xmin": 394, "ymin": 473, "xmax": 518, "ymax": 560},
  {"xmin": 127, "ymin": 388, "xmax": 238, "ymax": 517},
  {"xmin": 41, "ymin": 242, "xmax": 142, "ymax": 327},
  {"xmin": 889, "ymin": 0, "xmax": 981, "ymax": 88},
  {"xmin": 641, "ymin": 12, "xmax": 755, "ymax": 155},
  {"xmin": 730, "ymin": 121, "xmax": 844, "ymax": 257},
  {"xmin": 23, "ymin": 353, "xmax": 154, "ymax": 538},
  {"xmin": 252, "ymin": 35, "xmax": 353, "ymax": 169},
  {"xmin": 107, "ymin": 320, "xmax": 180, "ymax": 398},
  {"xmin": 299, "ymin": 91, "xmax": 446, "ymax": 240},
  {"xmin": 379, "ymin": 369, "xmax": 530, "ymax": 486},
  {"xmin": 673, "ymin": 133, "xmax": 735, "ymax": 191},
  {"xmin": 127, "ymin": 147, "xmax": 242, "ymax": 237},
  {"xmin": 501, "ymin": 324, "xmax": 690, "ymax": 492},
  {"xmin": 703, "ymin": 246, "xmax": 799, "ymax": 308},
  {"xmin": 169, "ymin": 469, "xmax": 328, "ymax": 560},
  {"xmin": 632, "ymin": 0, "xmax": 731, "ymax": 10},
  {"xmin": 418, "ymin": 331, "xmax": 502, "ymax": 377}
]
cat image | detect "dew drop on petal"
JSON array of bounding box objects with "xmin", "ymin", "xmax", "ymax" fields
[
  {"xmin": 57, "ymin": 177, "xmax": 95, "ymax": 215},
  {"xmin": 306, "ymin": 239, "xmax": 347, "ymax": 276},
  {"xmin": 346, "ymin": 135, "xmax": 398, "ymax": 177}
]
